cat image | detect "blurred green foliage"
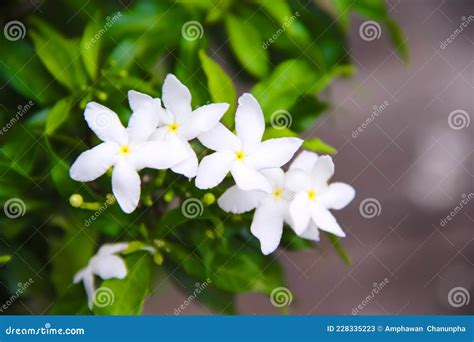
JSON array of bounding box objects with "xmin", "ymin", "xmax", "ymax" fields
[{"xmin": 0, "ymin": 0, "xmax": 406, "ymax": 314}]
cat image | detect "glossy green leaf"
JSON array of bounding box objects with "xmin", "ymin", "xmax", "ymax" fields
[
  {"xmin": 0, "ymin": 255, "xmax": 12, "ymax": 265},
  {"xmin": 199, "ymin": 50, "xmax": 236, "ymax": 128},
  {"xmin": 81, "ymin": 19, "xmax": 102, "ymax": 80},
  {"xmin": 225, "ymin": 14, "xmax": 269, "ymax": 78}
]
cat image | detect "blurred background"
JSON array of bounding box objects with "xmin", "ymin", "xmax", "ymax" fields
[{"xmin": 145, "ymin": 0, "xmax": 474, "ymax": 315}]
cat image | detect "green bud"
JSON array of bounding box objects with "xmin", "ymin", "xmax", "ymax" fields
[
  {"xmin": 97, "ymin": 91, "xmax": 108, "ymax": 101},
  {"xmin": 153, "ymin": 252, "xmax": 164, "ymax": 265},
  {"xmin": 202, "ymin": 193, "xmax": 215, "ymax": 206},
  {"xmin": 163, "ymin": 190, "xmax": 174, "ymax": 203},
  {"xmin": 205, "ymin": 229, "xmax": 215, "ymax": 239},
  {"xmin": 69, "ymin": 194, "xmax": 83, "ymax": 208}
]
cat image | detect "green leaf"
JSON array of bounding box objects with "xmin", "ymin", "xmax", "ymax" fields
[
  {"xmin": 386, "ymin": 19, "xmax": 409, "ymax": 63},
  {"xmin": 225, "ymin": 14, "xmax": 269, "ymax": 78},
  {"xmin": 303, "ymin": 138, "xmax": 336, "ymax": 155},
  {"xmin": 29, "ymin": 18, "xmax": 88, "ymax": 90},
  {"xmin": 199, "ymin": 50, "xmax": 237, "ymax": 128},
  {"xmin": 0, "ymin": 255, "xmax": 12, "ymax": 265},
  {"xmin": 252, "ymin": 59, "xmax": 321, "ymax": 118},
  {"xmin": 45, "ymin": 97, "xmax": 74, "ymax": 135},
  {"xmin": 49, "ymin": 283, "xmax": 91, "ymax": 315},
  {"xmin": 203, "ymin": 240, "xmax": 284, "ymax": 294},
  {"xmin": 93, "ymin": 252, "xmax": 151, "ymax": 315},
  {"xmin": 0, "ymin": 39, "xmax": 60, "ymax": 105},
  {"xmin": 81, "ymin": 19, "xmax": 102, "ymax": 80},
  {"xmin": 155, "ymin": 207, "xmax": 223, "ymax": 237},
  {"xmin": 326, "ymin": 232, "xmax": 351, "ymax": 265}
]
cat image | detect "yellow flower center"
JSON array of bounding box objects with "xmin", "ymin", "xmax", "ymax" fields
[
  {"xmin": 167, "ymin": 122, "xmax": 180, "ymax": 133},
  {"xmin": 235, "ymin": 150, "xmax": 245, "ymax": 161},
  {"xmin": 273, "ymin": 187, "xmax": 283, "ymax": 199},
  {"xmin": 307, "ymin": 189, "xmax": 317, "ymax": 201},
  {"xmin": 119, "ymin": 145, "xmax": 131, "ymax": 156}
]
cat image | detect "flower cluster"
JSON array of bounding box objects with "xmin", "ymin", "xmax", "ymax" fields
[{"xmin": 71, "ymin": 74, "xmax": 355, "ymax": 251}]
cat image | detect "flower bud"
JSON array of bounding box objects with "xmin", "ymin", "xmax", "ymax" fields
[
  {"xmin": 202, "ymin": 193, "xmax": 215, "ymax": 206},
  {"xmin": 69, "ymin": 194, "xmax": 83, "ymax": 208}
]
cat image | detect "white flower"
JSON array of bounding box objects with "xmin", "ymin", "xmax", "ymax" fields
[
  {"xmin": 286, "ymin": 151, "xmax": 355, "ymax": 237},
  {"xmin": 73, "ymin": 243, "xmax": 129, "ymax": 310},
  {"xmin": 70, "ymin": 99, "xmax": 187, "ymax": 213},
  {"xmin": 143, "ymin": 74, "xmax": 230, "ymax": 178},
  {"xmin": 196, "ymin": 93, "xmax": 302, "ymax": 192},
  {"xmin": 218, "ymin": 168, "xmax": 321, "ymax": 255}
]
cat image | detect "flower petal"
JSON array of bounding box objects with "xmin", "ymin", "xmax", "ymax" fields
[
  {"xmin": 235, "ymin": 93, "xmax": 265, "ymax": 150},
  {"xmin": 128, "ymin": 90, "xmax": 153, "ymax": 112},
  {"xmin": 311, "ymin": 204, "xmax": 346, "ymax": 237},
  {"xmin": 75, "ymin": 270, "xmax": 95, "ymax": 310},
  {"xmin": 218, "ymin": 185, "xmax": 264, "ymax": 214},
  {"xmin": 289, "ymin": 150, "xmax": 318, "ymax": 171},
  {"xmin": 198, "ymin": 123, "xmax": 240, "ymax": 152},
  {"xmin": 170, "ymin": 140, "xmax": 198, "ymax": 178},
  {"xmin": 320, "ymin": 182, "xmax": 355, "ymax": 210},
  {"xmin": 180, "ymin": 103, "xmax": 229, "ymax": 141},
  {"xmin": 91, "ymin": 254, "xmax": 127, "ymax": 280},
  {"xmin": 195, "ymin": 151, "xmax": 234, "ymax": 189},
  {"xmin": 248, "ymin": 137, "xmax": 302, "ymax": 170},
  {"xmin": 250, "ymin": 203, "xmax": 284, "ymax": 255},
  {"xmin": 97, "ymin": 242, "xmax": 129, "ymax": 256},
  {"xmin": 289, "ymin": 192, "xmax": 312, "ymax": 234},
  {"xmin": 84, "ymin": 102, "xmax": 128, "ymax": 145},
  {"xmin": 311, "ymin": 155, "xmax": 335, "ymax": 185},
  {"xmin": 70, "ymin": 143, "xmax": 117, "ymax": 182},
  {"xmin": 127, "ymin": 94, "xmax": 165, "ymax": 144},
  {"xmin": 112, "ymin": 160, "xmax": 141, "ymax": 214},
  {"xmin": 299, "ymin": 222, "xmax": 320, "ymax": 241},
  {"xmin": 260, "ymin": 168, "xmax": 285, "ymax": 188},
  {"xmin": 162, "ymin": 74, "xmax": 192, "ymax": 120},
  {"xmin": 131, "ymin": 137, "xmax": 187, "ymax": 171},
  {"xmin": 285, "ymin": 168, "xmax": 312, "ymax": 193},
  {"xmin": 231, "ymin": 162, "xmax": 272, "ymax": 192}
]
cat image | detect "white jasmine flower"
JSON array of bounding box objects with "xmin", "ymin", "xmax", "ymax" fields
[
  {"xmin": 143, "ymin": 74, "xmax": 229, "ymax": 178},
  {"xmin": 70, "ymin": 100, "xmax": 187, "ymax": 213},
  {"xmin": 196, "ymin": 93, "xmax": 302, "ymax": 192},
  {"xmin": 73, "ymin": 243, "xmax": 129, "ymax": 310},
  {"xmin": 286, "ymin": 151, "xmax": 355, "ymax": 237},
  {"xmin": 218, "ymin": 168, "xmax": 321, "ymax": 255}
]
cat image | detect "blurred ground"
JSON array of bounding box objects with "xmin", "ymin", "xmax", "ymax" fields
[{"xmin": 144, "ymin": 0, "xmax": 474, "ymax": 315}]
